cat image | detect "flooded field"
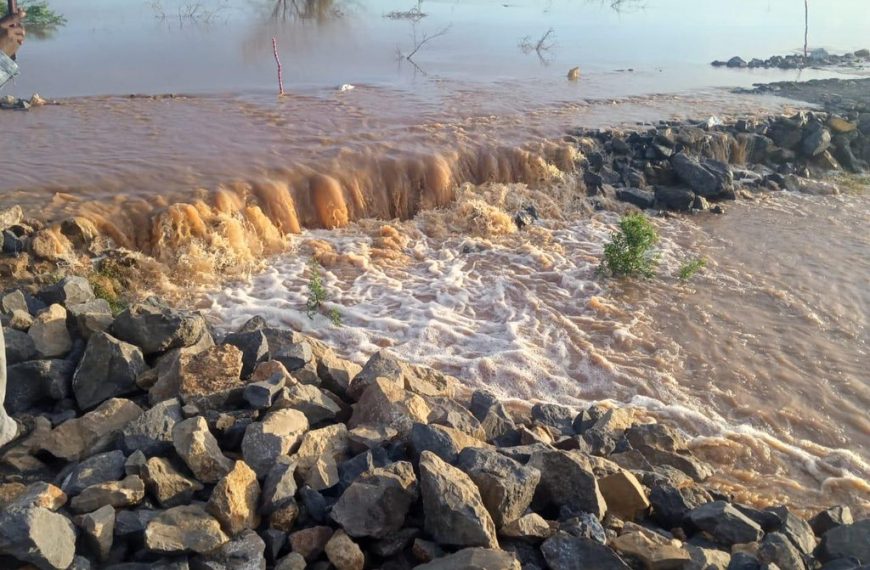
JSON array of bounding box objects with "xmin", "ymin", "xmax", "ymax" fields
[{"xmin": 2, "ymin": 0, "xmax": 869, "ymax": 518}]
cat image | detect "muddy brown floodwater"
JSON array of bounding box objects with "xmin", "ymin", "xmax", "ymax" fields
[{"xmin": 1, "ymin": 0, "xmax": 869, "ymax": 515}]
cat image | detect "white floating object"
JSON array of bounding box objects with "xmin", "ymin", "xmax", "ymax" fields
[{"xmin": 338, "ymin": 84, "xmax": 356, "ymax": 92}]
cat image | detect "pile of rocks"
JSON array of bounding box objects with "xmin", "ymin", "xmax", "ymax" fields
[
  {"xmin": 711, "ymin": 49, "xmax": 870, "ymax": 70},
  {"xmin": 568, "ymin": 109, "xmax": 869, "ymax": 213},
  {"xmin": 0, "ymin": 278, "xmax": 867, "ymax": 569}
]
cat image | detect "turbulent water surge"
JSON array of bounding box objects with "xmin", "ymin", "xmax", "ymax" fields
[{"xmin": 204, "ymin": 182, "xmax": 870, "ymax": 517}]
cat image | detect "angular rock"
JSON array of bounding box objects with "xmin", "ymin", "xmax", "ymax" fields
[
  {"xmin": 173, "ymin": 416, "xmax": 234, "ymax": 484},
  {"xmin": 79, "ymin": 504, "xmax": 115, "ymax": 562},
  {"xmin": 597, "ymin": 471, "xmax": 650, "ymax": 521},
  {"xmin": 541, "ymin": 532, "xmax": 630, "ymax": 569},
  {"xmin": 260, "ymin": 456, "xmax": 298, "ymax": 515},
  {"xmin": 294, "ymin": 423, "xmax": 349, "ymax": 490},
  {"xmin": 671, "ymin": 154, "xmax": 734, "ymax": 198},
  {"xmin": 420, "ymin": 451, "xmax": 499, "ymax": 548},
  {"xmin": 611, "ymin": 529, "xmax": 692, "ymax": 570},
  {"xmin": 808, "ymin": 506, "xmax": 852, "ymax": 537},
  {"xmin": 280, "ymin": 383, "xmax": 342, "ymax": 424},
  {"xmin": 801, "ymin": 126, "xmax": 832, "ymax": 157},
  {"xmin": 289, "ymin": 526, "xmax": 333, "ymax": 561},
  {"xmin": 685, "ymin": 501, "xmax": 763, "ymax": 546},
  {"xmin": 145, "ymin": 504, "xmax": 229, "ymax": 555},
  {"xmin": 243, "ymin": 376, "xmax": 285, "ymax": 409},
  {"xmin": 331, "ymin": 461, "xmax": 418, "ymax": 538},
  {"xmin": 411, "ymin": 422, "xmax": 486, "ymax": 464},
  {"xmin": 60, "ymin": 450, "xmax": 127, "ymax": 496},
  {"xmin": 636, "ymin": 445, "xmax": 713, "ymax": 482},
  {"xmin": 325, "ymin": 530, "xmax": 365, "ymax": 570},
  {"xmin": 6, "ymin": 358, "xmax": 75, "ymax": 413},
  {"xmin": 616, "ymin": 188, "xmax": 656, "ymax": 210},
  {"xmin": 469, "ymin": 390, "xmax": 517, "ymax": 442},
  {"xmin": 3, "ymin": 327, "xmax": 37, "ymax": 364},
  {"xmin": 348, "ymin": 377, "xmax": 430, "ymax": 436},
  {"xmin": 122, "ymin": 398, "xmax": 183, "ymax": 455},
  {"xmin": 112, "ymin": 299, "xmax": 207, "ymax": 356},
  {"xmin": 500, "ymin": 513, "xmax": 553, "ymax": 541},
  {"xmin": 0, "ymin": 504, "xmax": 77, "ymax": 570},
  {"xmin": 349, "ymin": 350, "xmax": 456, "ymax": 401},
  {"xmin": 655, "ymin": 186, "xmax": 696, "ymax": 211},
  {"xmin": 317, "ymin": 349, "xmax": 362, "ymax": 396},
  {"xmin": 142, "ymin": 456, "xmax": 204, "ymax": 507},
  {"xmin": 67, "ymin": 299, "xmax": 114, "ymax": 338},
  {"xmin": 275, "ymin": 553, "xmax": 307, "ymax": 570},
  {"xmin": 625, "ymin": 423, "xmax": 687, "ymax": 453},
  {"xmin": 8, "ymin": 309, "xmax": 33, "ymax": 330},
  {"xmin": 70, "ymin": 475, "xmax": 145, "ymax": 513},
  {"xmin": 457, "ymin": 447, "xmax": 541, "ymax": 528},
  {"xmin": 175, "ymin": 344, "xmax": 245, "ymax": 409},
  {"xmin": 766, "ymin": 506, "xmax": 816, "ymax": 555},
  {"xmin": 757, "ymin": 532, "xmax": 807, "ymax": 570},
  {"xmin": 72, "ymin": 332, "xmax": 147, "ymax": 409},
  {"xmin": 38, "ymin": 276, "xmax": 95, "ymax": 306},
  {"xmin": 528, "ymin": 450, "xmax": 607, "ymax": 519},
  {"xmin": 241, "ymin": 409, "xmax": 309, "ymax": 478},
  {"xmin": 561, "ymin": 512, "xmax": 607, "ymax": 544},
  {"xmin": 29, "ymin": 304, "xmax": 72, "ymax": 358},
  {"xmin": 207, "ymin": 460, "xmax": 261, "ymax": 536},
  {"xmin": 40, "ymin": 398, "xmax": 143, "ymax": 461},
  {"xmin": 415, "ymin": 547, "xmax": 521, "ymax": 570},
  {"xmin": 270, "ymin": 338, "xmax": 313, "ymax": 372},
  {"xmin": 195, "ymin": 529, "xmax": 266, "ymax": 570},
  {"xmin": 223, "ymin": 330, "xmax": 269, "ymax": 378},
  {"xmin": 428, "ymin": 398, "xmax": 486, "ymax": 440},
  {"xmin": 818, "ymin": 519, "xmax": 870, "ymax": 564},
  {"xmin": 6, "ymin": 481, "xmax": 67, "ymax": 511},
  {"xmin": 649, "ymin": 484, "xmax": 711, "ymax": 530}
]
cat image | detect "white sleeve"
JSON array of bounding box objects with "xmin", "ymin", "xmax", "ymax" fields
[{"xmin": 0, "ymin": 51, "xmax": 19, "ymax": 88}]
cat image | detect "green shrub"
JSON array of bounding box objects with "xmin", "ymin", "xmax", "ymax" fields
[
  {"xmin": 599, "ymin": 213, "xmax": 658, "ymax": 278},
  {"xmin": 677, "ymin": 257, "xmax": 707, "ymax": 281},
  {"xmin": 306, "ymin": 259, "xmax": 341, "ymax": 326},
  {"xmin": 2, "ymin": 1, "xmax": 66, "ymax": 29}
]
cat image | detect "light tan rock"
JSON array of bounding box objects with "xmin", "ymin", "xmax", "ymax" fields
[
  {"xmin": 172, "ymin": 416, "xmax": 233, "ymax": 484},
  {"xmin": 79, "ymin": 504, "xmax": 115, "ymax": 562},
  {"xmin": 598, "ymin": 470, "xmax": 650, "ymax": 521},
  {"xmin": 325, "ymin": 529, "xmax": 365, "ymax": 570},
  {"xmin": 7, "ymin": 482, "xmax": 67, "ymax": 511},
  {"xmin": 611, "ymin": 527, "xmax": 692, "ymax": 570},
  {"xmin": 289, "ymin": 525, "xmax": 334, "ymax": 561},
  {"xmin": 276, "ymin": 552, "xmax": 307, "ymax": 570},
  {"xmin": 70, "ymin": 475, "xmax": 145, "ymax": 513},
  {"xmin": 142, "ymin": 456, "xmax": 204, "ymax": 507},
  {"xmin": 500, "ymin": 513, "xmax": 554, "ymax": 541},
  {"xmin": 9, "ymin": 309, "xmax": 33, "ymax": 330},
  {"xmin": 145, "ymin": 504, "xmax": 229, "ymax": 554},
  {"xmin": 28, "ymin": 304, "xmax": 72, "ymax": 357},
  {"xmin": 242, "ymin": 409, "xmax": 309, "ymax": 478},
  {"xmin": 294, "ymin": 424, "xmax": 349, "ymax": 490},
  {"xmin": 348, "ymin": 377, "xmax": 430, "ymax": 436},
  {"xmin": 207, "ymin": 460, "xmax": 261, "ymax": 536},
  {"xmin": 40, "ymin": 398, "xmax": 143, "ymax": 461}
]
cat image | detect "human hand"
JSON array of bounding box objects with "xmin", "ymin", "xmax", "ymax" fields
[{"xmin": 0, "ymin": 10, "xmax": 26, "ymax": 58}]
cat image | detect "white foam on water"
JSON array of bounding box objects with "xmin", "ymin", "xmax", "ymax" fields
[{"xmin": 204, "ymin": 183, "xmax": 870, "ymax": 514}]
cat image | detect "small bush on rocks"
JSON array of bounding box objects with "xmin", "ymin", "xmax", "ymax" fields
[
  {"xmin": 306, "ymin": 259, "xmax": 341, "ymax": 326},
  {"xmin": 678, "ymin": 257, "xmax": 707, "ymax": 281},
  {"xmin": 599, "ymin": 213, "xmax": 659, "ymax": 278}
]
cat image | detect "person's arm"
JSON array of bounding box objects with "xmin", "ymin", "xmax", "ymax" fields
[{"xmin": 0, "ymin": 10, "xmax": 25, "ymax": 88}]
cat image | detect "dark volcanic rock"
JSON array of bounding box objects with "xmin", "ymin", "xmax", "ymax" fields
[
  {"xmin": 758, "ymin": 532, "xmax": 808, "ymax": 570},
  {"xmin": 38, "ymin": 276, "xmax": 95, "ymax": 307},
  {"xmin": 655, "ymin": 186, "xmax": 696, "ymax": 211},
  {"xmin": 3, "ymin": 327, "xmax": 37, "ymax": 364},
  {"xmin": 456, "ymin": 447, "xmax": 541, "ymax": 528},
  {"xmin": 0, "ymin": 504, "xmax": 77, "ymax": 570},
  {"xmin": 59, "ymin": 450, "xmax": 127, "ymax": 496},
  {"xmin": 112, "ymin": 299, "xmax": 207, "ymax": 356},
  {"xmin": 766, "ymin": 506, "xmax": 817, "ymax": 555},
  {"xmin": 819, "ymin": 519, "xmax": 870, "ymax": 564},
  {"xmin": 72, "ymin": 332, "xmax": 147, "ymax": 409},
  {"xmin": 121, "ymin": 398, "xmax": 183, "ymax": 456},
  {"xmin": 808, "ymin": 506, "xmax": 853, "ymax": 537},
  {"xmin": 419, "ymin": 451, "xmax": 498, "ymax": 548},
  {"xmin": 223, "ymin": 330, "xmax": 269, "ymax": 379},
  {"xmin": 616, "ymin": 187, "xmax": 655, "ymax": 209},
  {"xmin": 541, "ymin": 532, "xmax": 630, "ymax": 569},
  {"xmin": 415, "ymin": 547, "xmax": 521, "ymax": 570},
  {"xmin": 531, "ymin": 403, "xmax": 576, "ymax": 436},
  {"xmin": 671, "ymin": 153, "xmax": 734, "ymax": 198},
  {"xmin": 685, "ymin": 501, "xmax": 764, "ymax": 546},
  {"xmin": 331, "ymin": 461, "xmax": 418, "ymax": 539},
  {"xmin": 801, "ymin": 125, "xmax": 833, "ymax": 157},
  {"xmin": 6, "ymin": 358, "xmax": 75, "ymax": 413},
  {"xmin": 528, "ymin": 450, "xmax": 606, "ymax": 519}
]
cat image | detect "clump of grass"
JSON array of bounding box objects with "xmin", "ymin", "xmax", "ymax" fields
[
  {"xmin": 677, "ymin": 257, "xmax": 707, "ymax": 281},
  {"xmin": 598, "ymin": 213, "xmax": 659, "ymax": 278},
  {"xmin": 88, "ymin": 273, "xmax": 127, "ymax": 316},
  {"xmin": 306, "ymin": 258, "xmax": 341, "ymax": 326}
]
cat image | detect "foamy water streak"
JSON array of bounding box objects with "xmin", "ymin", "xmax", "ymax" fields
[{"xmin": 204, "ymin": 179, "xmax": 870, "ymax": 516}]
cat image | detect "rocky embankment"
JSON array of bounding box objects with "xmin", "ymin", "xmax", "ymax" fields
[
  {"xmin": 711, "ymin": 48, "xmax": 870, "ymax": 70},
  {"xmin": 0, "ymin": 282, "xmax": 868, "ymax": 570},
  {"xmin": 569, "ymin": 107, "xmax": 868, "ymax": 217}
]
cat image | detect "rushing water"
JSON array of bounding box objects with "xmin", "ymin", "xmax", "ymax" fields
[{"xmin": 2, "ymin": 0, "xmax": 869, "ymax": 514}]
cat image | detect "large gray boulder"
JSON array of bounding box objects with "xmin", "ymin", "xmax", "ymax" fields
[
  {"xmin": 5, "ymin": 358, "xmax": 75, "ymax": 414},
  {"xmin": 541, "ymin": 533, "xmax": 630, "ymax": 569},
  {"xmin": 528, "ymin": 450, "xmax": 606, "ymax": 520},
  {"xmin": 112, "ymin": 299, "xmax": 207, "ymax": 356},
  {"xmin": 0, "ymin": 505, "xmax": 77, "ymax": 569},
  {"xmin": 819, "ymin": 519, "xmax": 870, "ymax": 564},
  {"xmin": 415, "ymin": 548, "xmax": 521, "ymax": 570},
  {"xmin": 37, "ymin": 276, "xmax": 95, "ymax": 307},
  {"xmin": 419, "ymin": 451, "xmax": 499, "ymax": 549},
  {"xmin": 72, "ymin": 332, "xmax": 147, "ymax": 409},
  {"xmin": 122, "ymin": 398, "xmax": 183, "ymax": 456},
  {"xmin": 685, "ymin": 501, "xmax": 764, "ymax": 546},
  {"xmin": 59, "ymin": 450, "xmax": 127, "ymax": 496},
  {"xmin": 331, "ymin": 461, "xmax": 418, "ymax": 538},
  {"xmin": 671, "ymin": 153, "xmax": 734, "ymax": 198},
  {"xmin": 456, "ymin": 447, "xmax": 540, "ymax": 528}
]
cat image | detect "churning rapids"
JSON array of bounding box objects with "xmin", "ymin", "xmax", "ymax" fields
[{"xmin": 2, "ymin": 0, "xmax": 869, "ymax": 517}]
